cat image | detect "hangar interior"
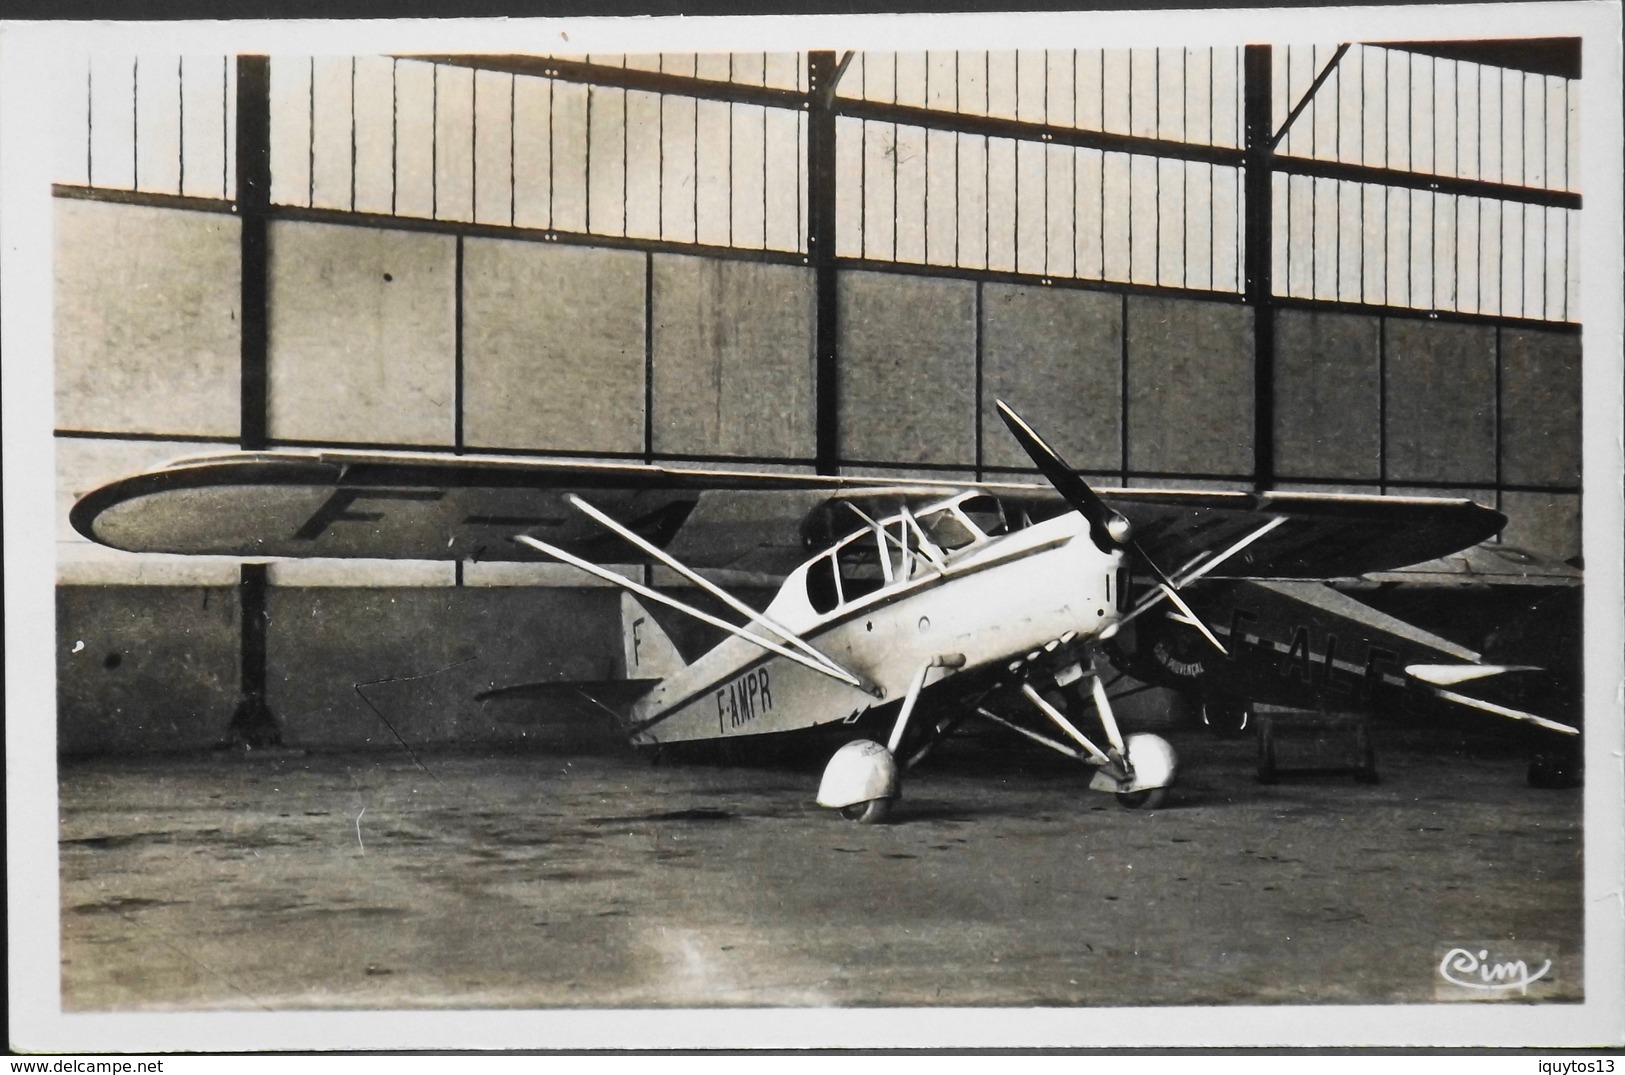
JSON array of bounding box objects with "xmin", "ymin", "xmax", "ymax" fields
[{"xmin": 54, "ymin": 42, "xmax": 1583, "ymax": 755}]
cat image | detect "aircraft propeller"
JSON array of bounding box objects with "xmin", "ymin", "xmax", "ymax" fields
[{"xmin": 994, "ymin": 400, "xmax": 1227, "ymax": 655}]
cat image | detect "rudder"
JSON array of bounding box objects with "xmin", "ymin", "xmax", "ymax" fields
[{"xmin": 621, "ymin": 592, "xmax": 684, "ymax": 680}]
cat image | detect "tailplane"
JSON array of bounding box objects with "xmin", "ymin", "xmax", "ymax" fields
[{"xmin": 621, "ymin": 592, "xmax": 685, "ymax": 681}]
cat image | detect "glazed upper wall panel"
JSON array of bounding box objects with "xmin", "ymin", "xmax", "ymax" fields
[
  {"xmin": 1273, "ymin": 44, "xmax": 1578, "ymax": 191},
  {"xmin": 55, "ymin": 48, "xmax": 1582, "ymax": 321},
  {"xmin": 267, "ymin": 58, "xmax": 809, "ymax": 252},
  {"xmin": 840, "ymin": 49, "xmax": 1245, "ymax": 148}
]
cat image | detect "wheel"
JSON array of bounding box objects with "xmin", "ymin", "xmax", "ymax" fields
[
  {"xmin": 1115, "ymin": 787, "xmax": 1168, "ymax": 810},
  {"xmin": 1200, "ymin": 696, "xmax": 1251, "ymax": 738},
  {"xmin": 839, "ymin": 797, "xmax": 893, "ymax": 824}
]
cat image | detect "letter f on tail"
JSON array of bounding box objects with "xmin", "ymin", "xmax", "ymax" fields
[{"xmin": 621, "ymin": 593, "xmax": 684, "ymax": 681}]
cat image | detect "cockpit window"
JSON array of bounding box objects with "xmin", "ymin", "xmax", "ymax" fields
[
  {"xmin": 917, "ymin": 507, "xmax": 976, "ymax": 551},
  {"xmin": 958, "ymin": 494, "xmax": 1007, "ymax": 538}
]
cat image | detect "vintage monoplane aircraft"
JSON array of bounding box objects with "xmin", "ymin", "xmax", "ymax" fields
[{"xmin": 70, "ymin": 404, "xmax": 1575, "ymax": 820}]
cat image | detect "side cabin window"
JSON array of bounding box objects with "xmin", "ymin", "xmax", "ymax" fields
[
  {"xmin": 805, "ymin": 528, "xmax": 889, "ymax": 614},
  {"xmin": 806, "ymin": 552, "xmax": 840, "ymax": 614},
  {"xmin": 836, "ymin": 527, "xmax": 887, "ymax": 602}
]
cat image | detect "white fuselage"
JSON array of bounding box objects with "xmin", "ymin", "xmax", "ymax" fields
[{"xmin": 627, "ymin": 500, "xmax": 1122, "ymax": 744}]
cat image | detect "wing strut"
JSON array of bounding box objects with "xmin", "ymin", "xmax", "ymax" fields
[
  {"xmin": 566, "ymin": 494, "xmax": 855, "ymax": 682},
  {"xmin": 1118, "ymin": 516, "xmax": 1291, "ymax": 637},
  {"xmin": 512, "ymin": 534, "xmax": 873, "ymax": 692}
]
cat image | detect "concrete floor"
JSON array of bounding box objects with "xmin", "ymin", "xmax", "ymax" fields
[{"xmin": 59, "ymin": 723, "xmax": 1583, "ymax": 1010}]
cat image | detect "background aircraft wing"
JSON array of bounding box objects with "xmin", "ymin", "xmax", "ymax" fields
[
  {"xmin": 1087, "ymin": 489, "xmax": 1506, "ymax": 580},
  {"xmin": 73, "ymin": 450, "xmax": 1503, "ymax": 579}
]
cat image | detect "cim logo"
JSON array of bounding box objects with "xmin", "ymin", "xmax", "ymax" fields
[{"xmin": 1436, "ymin": 946, "xmax": 1555, "ymax": 998}]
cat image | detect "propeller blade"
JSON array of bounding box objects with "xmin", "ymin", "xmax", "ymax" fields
[
  {"xmin": 995, "ymin": 400, "xmax": 1125, "ymax": 554},
  {"xmin": 996, "ymin": 399, "xmax": 1229, "ymax": 656}
]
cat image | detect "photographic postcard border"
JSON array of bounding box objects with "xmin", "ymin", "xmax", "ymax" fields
[{"xmin": 4, "ymin": 1, "xmax": 1621, "ymax": 1052}]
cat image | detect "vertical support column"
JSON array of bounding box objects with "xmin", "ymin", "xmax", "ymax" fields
[
  {"xmin": 1243, "ymin": 44, "xmax": 1275, "ymax": 492},
  {"xmin": 808, "ymin": 52, "xmax": 840, "ymax": 476},
  {"xmin": 237, "ymin": 54, "xmax": 270, "ymax": 452},
  {"xmin": 229, "ymin": 55, "xmax": 281, "ymax": 748}
]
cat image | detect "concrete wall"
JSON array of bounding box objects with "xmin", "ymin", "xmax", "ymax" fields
[
  {"xmin": 652, "ymin": 255, "xmax": 816, "ymax": 459},
  {"xmin": 1126, "ymin": 296, "xmax": 1254, "ymax": 475},
  {"xmin": 266, "ymin": 587, "xmax": 618, "ymax": 749},
  {"xmin": 463, "ymin": 238, "xmax": 646, "ymax": 454},
  {"xmin": 58, "ymin": 586, "xmax": 241, "ymax": 755},
  {"xmin": 1273, "ymin": 310, "xmax": 1381, "ymax": 481},
  {"xmin": 980, "ymin": 283, "xmax": 1121, "ymax": 473},
  {"xmin": 268, "ymin": 222, "xmax": 457, "ymax": 445},
  {"xmin": 56, "ymin": 201, "xmax": 240, "ymax": 437},
  {"xmin": 837, "ymin": 271, "xmax": 977, "ymax": 466}
]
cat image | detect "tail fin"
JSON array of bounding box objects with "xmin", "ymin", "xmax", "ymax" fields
[{"xmin": 621, "ymin": 592, "xmax": 684, "ymax": 681}]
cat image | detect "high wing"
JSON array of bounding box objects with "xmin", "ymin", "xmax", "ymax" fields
[{"xmin": 70, "ymin": 449, "xmax": 1505, "ymax": 579}]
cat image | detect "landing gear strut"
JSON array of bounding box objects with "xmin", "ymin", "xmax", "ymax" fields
[
  {"xmin": 974, "ymin": 659, "xmax": 1178, "ymax": 810},
  {"xmin": 817, "ymin": 654, "xmax": 966, "ymax": 823}
]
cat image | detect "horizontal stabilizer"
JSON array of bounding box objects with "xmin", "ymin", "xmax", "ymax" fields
[
  {"xmin": 1427, "ymin": 688, "xmax": 1579, "ymax": 736},
  {"xmin": 1406, "ymin": 663, "xmax": 1540, "ymax": 686},
  {"xmin": 475, "ymin": 679, "xmax": 660, "ymax": 724}
]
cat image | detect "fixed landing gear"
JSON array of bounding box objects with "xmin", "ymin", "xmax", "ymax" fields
[
  {"xmin": 1199, "ymin": 696, "xmax": 1251, "ymax": 738},
  {"xmin": 839, "ymin": 798, "xmax": 893, "ymax": 824},
  {"xmin": 972, "ymin": 661, "xmax": 1178, "ymax": 810},
  {"xmin": 817, "ymin": 654, "xmax": 966, "ymax": 823},
  {"xmin": 1115, "ymin": 787, "xmax": 1168, "ymax": 810}
]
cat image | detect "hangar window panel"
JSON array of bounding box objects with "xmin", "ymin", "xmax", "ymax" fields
[
  {"xmin": 982, "ymin": 138, "xmax": 1018, "ymax": 271},
  {"xmin": 472, "ymin": 69, "xmax": 516, "ymax": 227},
  {"xmin": 693, "ymin": 98, "xmax": 733, "ymax": 246},
  {"xmin": 389, "ymin": 60, "xmax": 436, "ymax": 219},
  {"xmin": 131, "ymin": 56, "xmax": 182, "ymax": 195},
  {"xmin": 352, "ymin": 57, "xmax": 396, "ymax": 214},
  {"xmin": 511, "ymin": 75, "xmax": 552, "ymax": 228},
  {"xmin": 586, "ymin": 86, "xmax": 628, "ymax": 237},
  {"xmin": 729, "ymin": 102, "xmax": 767, "ymax": 249},
  {"xmin": 547, "ymin": 80, "xmax": 591, "ymax": 231},
  {"xmin": 59, "ymin": 53, "xmax": 94, "ymax": 186},
  {"xmin": 85, "ymin": 57, "xmax": 136, "ymax": 191},
  {"xmin": 893, "ymin": 123, "xmax": 929, "ymax": 264},
  {"xmin": 623, "ymin": 90, "xmax": 663, "ymax": 241},
  {"xmin": 433, "ymin": 66, "xmax": 477, "ymax": 222},
  {"xmin": 658, "ymin": 95, "xmax": 699, "ymax": 245},
  {"xmin": 309, "ymin": 58, "xmax": 356, "ymax": 212},
  {"xmin": 178, "ymin": 56, "xmax": 232, "ymax": 200}
]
